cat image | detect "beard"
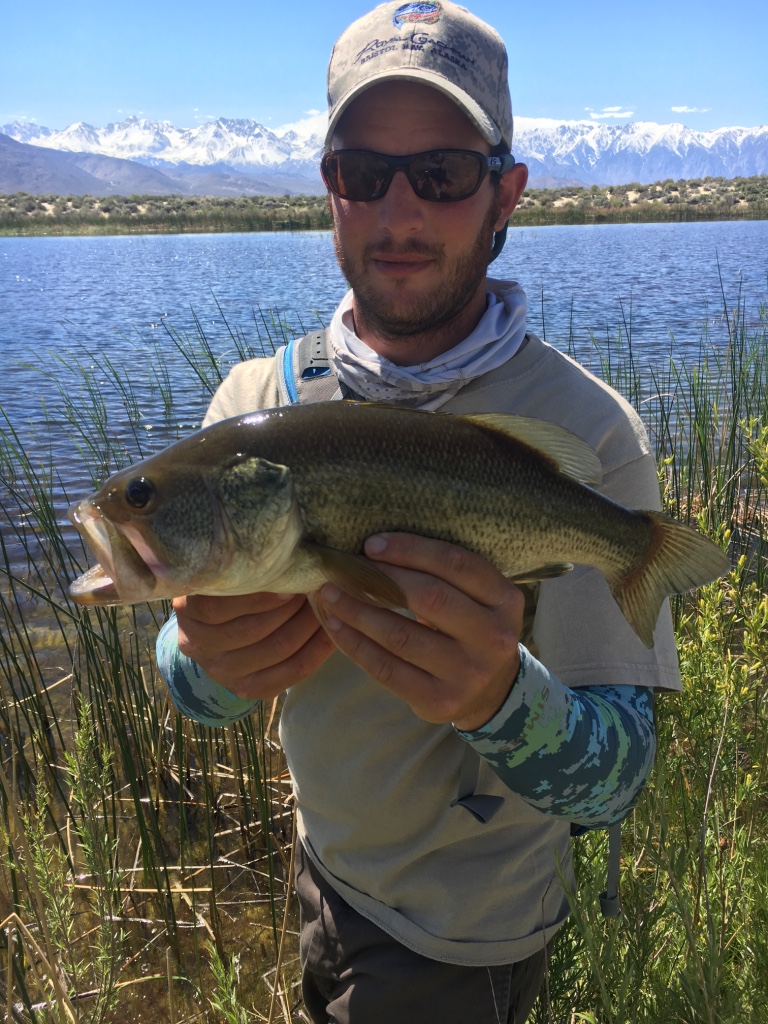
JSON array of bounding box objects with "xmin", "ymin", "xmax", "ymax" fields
[{"xmin": 333, "ymin": 199, "xmax": 500, "ymax": 344}]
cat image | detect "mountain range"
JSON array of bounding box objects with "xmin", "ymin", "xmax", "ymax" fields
[{"xmin": 2, "ymin": 114, "xmax": 766, "ymax": 197}]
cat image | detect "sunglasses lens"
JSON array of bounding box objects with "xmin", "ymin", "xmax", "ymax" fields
[
  {"xmin": 323, "ymin": 152, "xmax": 392, "ymax": 201},
  {"xmin": 322, "ymin": 150, "xmax": 487, "ymax": 202},
  {"xmin": 410, "ymin": 151, "xmax": 483, "ymax": 201}
]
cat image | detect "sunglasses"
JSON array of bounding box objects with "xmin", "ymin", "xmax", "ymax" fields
[{"xmin": 320, "ymin": 149, "xmax": 515, "ymax": 203}]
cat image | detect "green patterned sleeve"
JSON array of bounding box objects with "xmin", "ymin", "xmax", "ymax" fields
[
  {"xmin": 156, "ymin": 613, "xmax": 259, "ymax": 727},
  {"xmin": 456, "ymin": 645, "xmax": 656, "ymax": 827}
]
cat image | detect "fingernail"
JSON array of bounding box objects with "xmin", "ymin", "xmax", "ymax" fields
[
  {"xmin": 326, "ymin": 615, "xmax": 342, "ymax": 632},
  {"xmin": 322, "ymin": 583, "xmax": 341, "ymax": 603},
  {"xmin": 365, "ymin": 535, "xmax": 388, "ymax": 556}
]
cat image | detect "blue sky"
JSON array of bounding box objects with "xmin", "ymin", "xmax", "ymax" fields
[{"xmin": 2, "ymin": 0, "xmax": 766, "ymax": 132}]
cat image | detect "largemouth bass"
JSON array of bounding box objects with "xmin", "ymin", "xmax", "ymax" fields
[{"xmin": 68, "ymin": 402, "xmax": 728, "ymax": 647}]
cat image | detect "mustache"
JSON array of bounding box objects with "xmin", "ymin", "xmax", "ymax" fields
[{"xmin": 363, "ymin": 239, "xmax": 445, "ymax": 261}]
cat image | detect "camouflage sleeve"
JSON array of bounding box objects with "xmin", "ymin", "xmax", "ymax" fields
[
  {"xmin": 156, "ymin": 614, "xmax": 259, "ymax": 727},
  {"xmin": 456, "ymin": 645, "xmax": 655, "ymax": 827}
]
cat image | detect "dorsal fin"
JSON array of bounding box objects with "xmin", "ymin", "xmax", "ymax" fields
[{"xmin": 463, "ymin": 413, "xmax": 602, "ymax": 485}]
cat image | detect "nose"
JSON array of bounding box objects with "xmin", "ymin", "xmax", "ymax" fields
[{"xmin": 375, "ymin": 168, "xmax": 426, "ymax": 237}]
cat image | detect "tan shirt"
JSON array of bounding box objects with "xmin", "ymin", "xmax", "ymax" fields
[{"xmin": 203, "ymin": 331, "xmax": 680, "ymax": 965}]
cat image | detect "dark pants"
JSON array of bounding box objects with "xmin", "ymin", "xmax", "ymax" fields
[{"xmin": 294, "ymin": 842, "xmax": 549, "ymax": 1024}]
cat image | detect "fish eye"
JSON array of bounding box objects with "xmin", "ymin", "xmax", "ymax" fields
[{"xmin": 124, "ymin": 477, "xmax": 155, "ymax": 509}]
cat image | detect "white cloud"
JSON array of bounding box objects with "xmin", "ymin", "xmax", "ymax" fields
[
  {"xmin": 586, "ymin": 105, "xmax": 635, "ymax": 119},
  {"xmin": 671, "ymin": 105, "xmax": 710, "ymax": 113}
]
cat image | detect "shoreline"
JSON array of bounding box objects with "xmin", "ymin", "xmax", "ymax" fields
[{"xmin": 1, "ymin": 174, "xmax": 766, "ymax": 237}]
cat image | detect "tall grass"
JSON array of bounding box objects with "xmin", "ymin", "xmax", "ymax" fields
[{"xmin": 0, "ymin": 291, "xmax": 766, "ymax": 1022}]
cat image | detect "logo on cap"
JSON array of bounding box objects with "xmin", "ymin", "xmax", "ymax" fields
[{"xmin": 392, "ymin": 1, "xmax": 442, "ymax": 29}]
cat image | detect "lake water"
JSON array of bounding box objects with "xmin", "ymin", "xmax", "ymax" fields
[
  {"xmin": 1, "ymin": 218, "xmax": 766, "ymax": 509},
  {"xmin": 3, "ymin": 221, "xmax": 766, "ymax": 355}
]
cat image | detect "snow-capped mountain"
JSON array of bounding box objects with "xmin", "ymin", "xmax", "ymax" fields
[
  {"xmin": 1, "ymin": 113, "xmax": 766, "ymax": 195},
  {"xmin": 1, "ymin": 114, "xmax": 323, "ymax": 170},
  {"xmin": 4, "ymin": 121, "xmax": 54, "ymax": 145},
  {"xmin": 0, "ymin": 114, "xmax": 327, "ymax": 195},
  {"xmin": 513, "ymin": 117, "xmax": 768, "ymax": 183}
]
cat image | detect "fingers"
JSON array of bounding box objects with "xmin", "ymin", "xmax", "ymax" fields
[
  {"xmin": 320, "ymin": 582, "xmax": 520, "ymax": 727},
  {"xmin": 175, "ymin": 593, "xmax": 307, "ymax": 659},
  {"xmin": 321, "ymin": 595, "xmax": 450, "ymax": 721},
  {"xmin": 173, "ymin": 590, "xmax": 294, "ymax": 627},
  {"xmin": 364, "ymin": 533, "xmax": 514, "ymax": 607},
  {"xmin": 315, "ymin": 533, "xmax": 524, "ymax": 727},
  {"xmin": 173, "ymin": 592, "xmax": 335, "ymax": 700},
  {"xmin": 225, "ymin": 622, "xmax": 336, "ymax": 701},
  {"xmin": 323, "ymin": 580, "xmax": 517, "ymax": 685},
  {"xmin": 363, "ymin": 534, "xmax": 524, "ymax": 645}
]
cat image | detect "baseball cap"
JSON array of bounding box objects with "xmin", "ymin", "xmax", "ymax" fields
[{"xmin": 326, "ymin": 1, "xmax": 513, "ymax": 151}]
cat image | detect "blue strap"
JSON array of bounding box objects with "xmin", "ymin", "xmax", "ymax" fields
[{"xmin": 282, "ymin": 337, "xmax": 299, "ymax": 404}]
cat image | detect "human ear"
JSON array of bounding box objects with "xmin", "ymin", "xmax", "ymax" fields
[{"xmin": 495, "ymin": 163, "xmax": 529, "ymax": 230}]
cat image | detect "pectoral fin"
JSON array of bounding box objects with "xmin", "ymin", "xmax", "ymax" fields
[
  {"xmin": 306, "ymin": 544, "xmax": 407, "ymax": 609},
  {"xmin": 507, "ymin": 562, "xmax": 574, "ymax": 583}
]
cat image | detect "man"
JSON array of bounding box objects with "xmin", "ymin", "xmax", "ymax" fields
[{"xmin": 157, "ymin": 3, "xmax": 680, "ymax": 1021}]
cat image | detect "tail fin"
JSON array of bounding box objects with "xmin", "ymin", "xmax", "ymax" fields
[{"xmin": 609, "ymin": 511, "xmax": 729, "ymax": 648}]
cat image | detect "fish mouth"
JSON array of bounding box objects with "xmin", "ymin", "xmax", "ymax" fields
[{"xmin": 67, "ymin": 499, "xmax": 159, "ymax": 606}]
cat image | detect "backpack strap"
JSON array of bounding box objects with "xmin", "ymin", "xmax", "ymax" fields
[
  {"xmin": 275, "ymin": 328, "xmax": 342, "ymax": 405},
  {"xmin": 572, "ymin": 819, "xmax": 623, "ymax": 919},
  {"xmin": 450, "ymin": 745, "xmax": 505, "ymax": 825},
  {"xmin": 599, "ymin": 822, "xmax": 622, "ymax": 918},
  {"xmin": 276, "ymin": 327, "xmax": 370, "ymax": 405}
]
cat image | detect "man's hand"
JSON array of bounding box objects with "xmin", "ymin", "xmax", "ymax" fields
[
  {"xmin": 173, "ymin": 591, "xmax": 336, "ymax": 701},
  {"xmin": 317, "ymin": 534, "xmax": 524, "ymax": 731}
]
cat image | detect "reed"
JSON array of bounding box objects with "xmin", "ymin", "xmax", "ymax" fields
[{"xmin": 0, "ymin": 289, "xmax": 766, "ymax": 1022}]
